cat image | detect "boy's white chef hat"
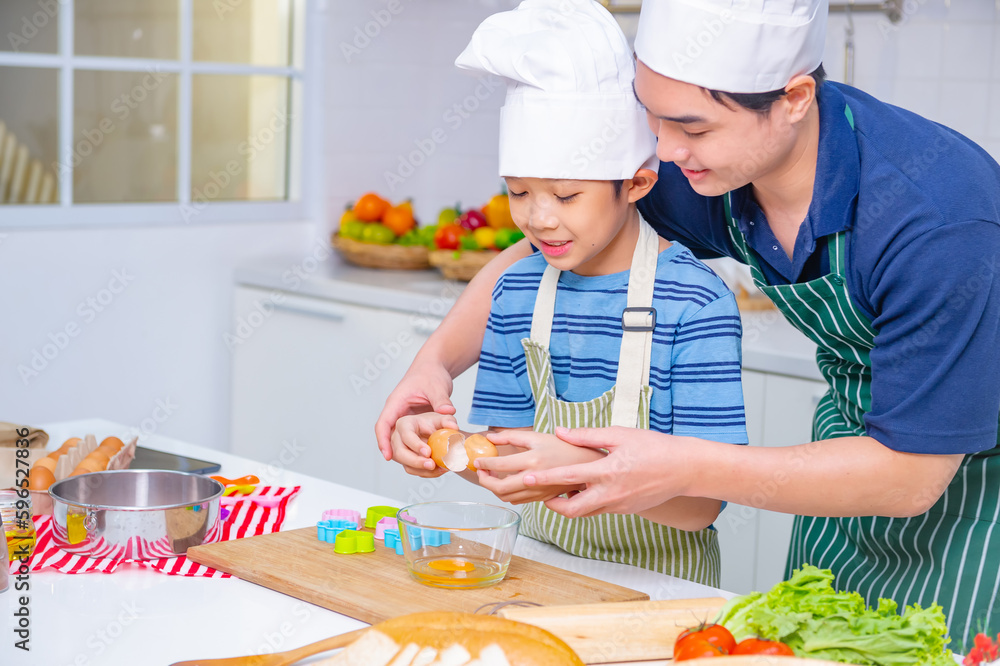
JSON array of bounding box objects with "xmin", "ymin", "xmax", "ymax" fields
[
  {"xmin": 455, "ymin": 0, "xmax": 658, "ymax": 180},
  {"xmin": 634, "ymin": 0, "xmax": 828, "ymax": 94}
]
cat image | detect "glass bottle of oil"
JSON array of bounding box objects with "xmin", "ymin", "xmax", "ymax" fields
[{"xmin": 0, "ymin": 489, "xmax": 36, "ymax": 560}]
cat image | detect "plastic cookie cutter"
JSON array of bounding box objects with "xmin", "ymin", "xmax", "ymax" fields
[
  {"xmin": 405, "ymin": 526, "xmax": 450, "ymax": 550},
  {"xmin": 211, "ymin": 474, "xmax": 260, "ymax": 487},
  {"xmin": 364, "ymin": 505, "xmax": 399, "ymax": 529},
  {"xmin": 222, "ymin": 484, "xmax": 257, "ymax": 497},
  {"xmin": 317, "ymin": 518, "xmax": 360, "ymax": 544},
  {"xmin": 382, "ymin": 528, "xmax": 404, "ymax": 555},
  {"xmin": 374, "ymin": 517, "xmax": 397, "ymax": 540},
  {"xmin": 322, "ymin": 509, "xmax": 362, "ymax": 527},
  {"xmin": 334, "ymin": 529, "xmax": 375, "ymax": 554}
]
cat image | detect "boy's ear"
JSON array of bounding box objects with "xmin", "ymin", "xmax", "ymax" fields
[{"xmin": 625, "ymin": 168, "xmax": 658, "ymax": 203}]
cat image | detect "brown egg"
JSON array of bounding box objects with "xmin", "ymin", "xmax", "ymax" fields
[
  {"xmin": 70, "ymin": 456, "xmax": 103, "ymax": 476},
  {"xmin": 54, "ymin": 437, "xmax": 81, "ymax": 456},
  {"xmin": 69, "ymin": 467, "xmax": 91, "ymax": 477},
  {"xmin": 428, "ymin": 429, "xmax": 467, "ymax": 472},
  {"xmin": 85, "ymin": 451, "xmax": 111, "ymax": 471},
  {"xmin": 29, "ymin": 466, "xmax": 57, "ymax": 491},
  {"xmin": 99, "ymin": 436, "xmax": 125, "ymax": 453},
  {"xmin": 97, "ymin": 443, "xmax": 121, "ymax": 459},
  {"xmin": 32, "ymin": 457, "xmax": 58, "ymax": 474},
  {"xmin": 428, "ymin": 429, "xmax": 499, "ymax": 472},
  {"xmin": 462, "ymin": 433, "xmax": 499, "ymax": 471}
]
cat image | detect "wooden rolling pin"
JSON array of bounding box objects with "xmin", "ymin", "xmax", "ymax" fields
[{"xmin": 498, "ymin": 597, "xmax": 727, "ymax": 664}]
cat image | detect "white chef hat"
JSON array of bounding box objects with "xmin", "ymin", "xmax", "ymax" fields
[
  {"xmin": 455, "ymin": 0, "xmax": 658, "ymax": 181},
  {"xmin": 634, "ymin": 0, "xmax": 828, "ymax": 94}
]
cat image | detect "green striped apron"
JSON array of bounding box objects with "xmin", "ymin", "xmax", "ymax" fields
[
  {"xmin": 519, "ymin": 218, "xmax": 722, "ymax": 586},
  {"xmin": 722, "ymin": 124, "xmax": 1000, "ymax": 643}
]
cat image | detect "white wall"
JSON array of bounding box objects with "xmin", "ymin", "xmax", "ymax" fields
[
  {"xmin": 0, "ymin": 222, "xmax": 318, "ymax": 449},
  {"xmin": 821, "ymin": 0, "xmax": 1000, "ymax": 162},
  {"xmin": 323, "ymin": 0, "xmax": 1000, "ymax": 229},
  {"xmin": 324, "ymin": 0, "xmax": 519, "ymax": 230}
]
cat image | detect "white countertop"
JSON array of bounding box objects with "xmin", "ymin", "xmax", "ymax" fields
[
  {"xmin": 235, "ymin": 253, "xmax": 822, "ymax": 382},
  {"xmin": 2, "ymin": 419, "xmax": 733, "ymax": 666}
]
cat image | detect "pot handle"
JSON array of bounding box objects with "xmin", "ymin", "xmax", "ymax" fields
[{"xmin": 83, "ymin": 509, "xmax": 99, "ymax": 533}]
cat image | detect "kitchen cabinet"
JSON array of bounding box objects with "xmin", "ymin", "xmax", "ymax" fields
[
  {"xmin": 715, "ymin": 370, "xmax": 828, "ymax": 594},
  {"xmin": 229, "ymin": 285, "xmax": 498, "ymax": 506}
]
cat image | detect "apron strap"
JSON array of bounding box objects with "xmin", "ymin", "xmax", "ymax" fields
[
  {"xmin": 529, "ymin": 265, "xmax": 562, "ymax": 348},
  {"xmin": 610, "ymin": 217, "xmax": 659, "ymax": 428}
]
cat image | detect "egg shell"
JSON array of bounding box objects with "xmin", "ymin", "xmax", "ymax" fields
[
  {"xmin": 32, "ymin": 457, "xmax": 58, "ymax": 473},
  {"xmin": 85, "ymin": 451, "xmax": 111, "ymax": 471},
  {"xmin": 69, "ymin": 467, "xmax": 92, "ymax": 477},
  {"xmin": 428, "ymin": 428, "xmax": 466, "ymax": 472},
  {"xmin": 29, "ymin": 466, "xmax": 57, "ymax": 491},
  {"xmin": 463, "ymin": 434, "xmax": 499, "ymax": 471},
  {"xmin": 99, "ymin": 436, "xmax": 125, "ymax": 453},
  {"xmin": 56, "ymin": 437, "xmax": 81, "ymax": 455}
]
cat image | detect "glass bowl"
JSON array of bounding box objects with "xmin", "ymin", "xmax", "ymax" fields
[{"xmin": 397, "ymin": 501, "xmax": 520, "ymax": 589}]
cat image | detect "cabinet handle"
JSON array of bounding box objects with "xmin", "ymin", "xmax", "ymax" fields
[{"xmin": 271, "ymin": 295, "xmax": 347, "ymax": 323}]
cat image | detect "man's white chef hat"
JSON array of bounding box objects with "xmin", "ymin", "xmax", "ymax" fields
[
  {"xmin": 634, "ymin": 0, "xmax": 828, "ymax": 94},
  {"xmin": 455, "ymin": 0, "xmax": 658, "ymax": 180}
]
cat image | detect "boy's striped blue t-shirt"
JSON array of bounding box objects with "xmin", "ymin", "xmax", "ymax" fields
[{"xmin": 468, "ymin": 242, "xmax": 749, "ymax": 444}]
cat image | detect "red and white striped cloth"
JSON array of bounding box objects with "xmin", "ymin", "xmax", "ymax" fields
[{"xmin": 7, "ymin": 486, "xmax": 300, "ymax": 577}]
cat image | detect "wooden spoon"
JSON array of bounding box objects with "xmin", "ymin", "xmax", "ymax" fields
[{"xmin": 169, "ymin": 628, "xmax": 367, "ymax": 666}]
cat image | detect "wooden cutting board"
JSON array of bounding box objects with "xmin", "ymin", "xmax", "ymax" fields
[
  {"xmin": 187, "ymin": 527, "xmax": 649, "ymax": 624},
  {"xmin": 499, "ymin": 598, "xmax": 727, "ymax": 663}
]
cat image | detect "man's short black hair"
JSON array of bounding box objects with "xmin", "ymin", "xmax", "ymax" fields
[
  {"xmin": 612, "ymin": 179, "xmax": 624, "ymax": 198},
  {"xmin": 707, "ymin": 64, "xmax": 827, "ymax": 115}
]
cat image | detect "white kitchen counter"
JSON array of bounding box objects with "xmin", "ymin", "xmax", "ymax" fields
[
  {"xmin": 235, "ymin": 253, "xmax": 822, "ymax": 382},
  {"xmin": 2, "ymin": 419, "xmax": 733, "ymax": 666}
]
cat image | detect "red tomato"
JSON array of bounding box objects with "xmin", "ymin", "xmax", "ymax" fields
[
  {"xmin": 674, "ymin": 624, "xmax": 736, "ymax": 657},
  {"xmin": 731, "ymin": 637, "xmax": 796, "ymax": 655},
  {"xmin": 674, "ymin": 638, "xmax": 727, "ymax": 661},
  {"xmin": 433, "ymin": 223, "xmax": 468, "ymax": 250}
]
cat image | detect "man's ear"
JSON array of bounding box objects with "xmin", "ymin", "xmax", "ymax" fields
[
  {"xmin": 626, "ymin": 168, "xmax": 659, "ymax": 203},
  {"xmin": 780, "ymin": 74, "xmax": 817, "ymax": 124}
]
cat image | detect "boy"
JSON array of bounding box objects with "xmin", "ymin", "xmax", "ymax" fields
[{"xmin": 388, "ymin": 0, "xmax": 747, "ymax": 585}]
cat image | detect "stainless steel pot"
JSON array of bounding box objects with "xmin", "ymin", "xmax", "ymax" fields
[{"xmin": 48, "ymin": 470, "xmax": 225, "ymax": 559}]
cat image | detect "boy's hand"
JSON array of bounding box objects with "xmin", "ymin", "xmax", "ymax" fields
[
  {"xmin": 376, "ymin": 361, "xmax": 456, "ymax": 461},
  {"xmin": 389, "ymin": 413, "xmax": 458, "ymax": 478},
  {"xmin": 474, "ymin": 430, "xmax": 605, "ymax": 504}
]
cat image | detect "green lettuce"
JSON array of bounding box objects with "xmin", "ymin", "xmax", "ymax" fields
[{"xmin": 717, "ymin": 565, "xmax": 954, "ymax": 666}]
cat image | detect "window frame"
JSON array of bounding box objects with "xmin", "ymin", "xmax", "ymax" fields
[{"xmin": 0, "ymin": 0, "xmax": 320, "ymax": 229}]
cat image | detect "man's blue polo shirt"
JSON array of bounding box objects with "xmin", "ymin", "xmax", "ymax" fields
[{"xmin": 638, "ymin": 81, "xmax": 1000, "ymax": 455}]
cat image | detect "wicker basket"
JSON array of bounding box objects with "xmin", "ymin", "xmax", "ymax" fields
[
  {"xmin": 332, "ymin": 233, "xmax": 432, "ymax": 271},
  {"xmin": 429, "ymin": 249, "xmax": 500, "ymax": 281}
]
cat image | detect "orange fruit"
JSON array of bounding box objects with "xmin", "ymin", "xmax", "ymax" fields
[
  {"xmin": 353, "ymin": 193, "xmax": 390, "ymax": 221},
  {"xmin": 382, "ymin": 201, "xmax": 416, "ymax": 236},
  {"xmin": 483, "ymin": 193, "xmax": 515, "ymax": 229}
]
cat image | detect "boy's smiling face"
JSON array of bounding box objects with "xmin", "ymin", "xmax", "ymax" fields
[{"xmin": 504, "ymin": 174, "xmax": 655, "ymax": 276}]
